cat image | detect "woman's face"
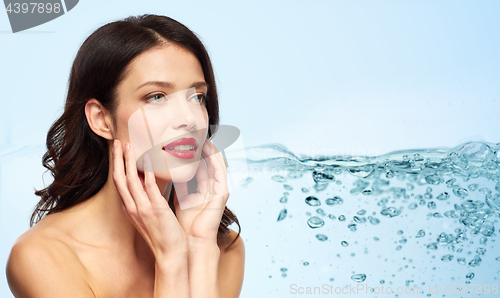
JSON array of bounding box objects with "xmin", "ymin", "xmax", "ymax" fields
[{"xmin": 113, "ymin": 44, "xmax": 209, "ymax": 184}]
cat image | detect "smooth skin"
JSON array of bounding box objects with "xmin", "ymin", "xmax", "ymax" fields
[{"xmin": 6, "ymin": 44, "xmax": 245, "ymax": 297}]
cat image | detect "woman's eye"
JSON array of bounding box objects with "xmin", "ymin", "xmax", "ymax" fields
[
  {"xmin": 190, "ymin": 93, "xmax": 206, "ymax": 103},
  {"xmin": 147, "ymin": 93, "xmax": 167, "ymax": 103}
]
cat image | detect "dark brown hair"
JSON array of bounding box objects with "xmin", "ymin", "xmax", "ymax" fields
[{"xmin": 32, "ymin": 14, "xmax": 240, "ymax": 248}]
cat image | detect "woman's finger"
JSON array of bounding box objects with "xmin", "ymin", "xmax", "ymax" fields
[
  {"xmin": 142, "ymin": 153, "xmax": 168, "ymax": 209},
  {"xmin": 203, "ymin": 139, "xmax": 227, "ymax": 173},
  {"xmin": 200, "ymin": 147, "xmax": 216, "ymax": 199},
  {"xmin": 123, "ymin": 143, "xmax": 150, "ymax": 211},
  {"xmin": 194, "ymin": 156, "xmax": 209, "ymax": 195},
  {"xmin": 112, "ymin": 139, "xmax": 138, "ymax": 215},
  {"xmin": 201, "ymin": 140, "xmax": 228, "ymax": 191},
  {"xmin": 200, "ymin": 140, "xmax": 229, "ymax": 210}
]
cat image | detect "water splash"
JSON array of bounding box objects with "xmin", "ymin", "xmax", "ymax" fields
[{"xmin": 239, "ymin": 141, "xmax": 499, "ymax": 295}]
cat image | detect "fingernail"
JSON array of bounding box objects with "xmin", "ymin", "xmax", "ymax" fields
[
  {"xmin": 125, "ymin": 143, "xmax": 130, "ymax": 152},
  {"xmin": 114, "ymin": 139, "xmax": 118, "ymax": 149}
]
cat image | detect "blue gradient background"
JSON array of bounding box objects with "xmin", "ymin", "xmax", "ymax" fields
[{"xmin": 1, "ymin": 0, "xmax": 499, "ymax": 297}]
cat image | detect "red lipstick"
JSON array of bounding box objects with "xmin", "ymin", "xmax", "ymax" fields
[{"xmin": 162, "ymin": 137, "xmax": 198, "ymax": 159}]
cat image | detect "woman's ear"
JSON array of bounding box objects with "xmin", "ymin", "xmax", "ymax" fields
[{"xmin": 84, "ymin": 99, "xmax": 114, "ymax": 140}]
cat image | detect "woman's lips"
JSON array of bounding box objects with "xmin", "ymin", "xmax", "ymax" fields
[
  {"xmin": 162, "ymin": 137, "xmax": 198, "ymax": 160},
  {"xmin": 163, "ymin": 148, "xmax": 197, "ymax": 159},
  {"xmin": 164, "ymin": 137, "xmax": 198, "ymax": 148}
]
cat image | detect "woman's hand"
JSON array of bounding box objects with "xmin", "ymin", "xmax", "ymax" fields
[
  {"xmin": 173, "ymin": 138, "xmax": 230, "ymax": 245},
  {"xmin": 112, "ymin": 139, "xmax": 188, "ymax": 259}
]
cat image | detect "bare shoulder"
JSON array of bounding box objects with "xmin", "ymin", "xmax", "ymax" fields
[
  {"xmin": 217, "ymin": 228, "xmax": 244, "ymax": 253},
  {"xmin": 6, "ymin": 223, "xmax": 94, "ymax": 297},
  {"xmin": 217, "ymin": 228, "xmax": 245, "ymax": 298}
]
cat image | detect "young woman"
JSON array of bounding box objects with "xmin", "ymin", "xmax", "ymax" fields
[{"xmin": 6, "ymin": 14, "xmax": 244, "ymax": 298}]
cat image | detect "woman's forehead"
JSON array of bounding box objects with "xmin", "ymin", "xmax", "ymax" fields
[{"xmin": 127, "ymin": 46, "xmax": 204, "ymax": 84}]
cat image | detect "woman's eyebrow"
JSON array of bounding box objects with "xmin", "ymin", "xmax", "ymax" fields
[{"xmin": 135, "ymin": 81, "xmax": 207, "ymax": 91}]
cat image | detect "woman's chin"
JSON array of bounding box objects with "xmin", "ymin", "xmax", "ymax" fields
[{"xmin": 151, "ymin": 166, "xmax": 198, "ymax": 183}]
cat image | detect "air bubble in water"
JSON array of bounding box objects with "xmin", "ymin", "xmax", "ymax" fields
[
  {"xmin": 368, "ymin": 216, "xmax": 380, "ymax": 225},
  {"xmin": 468, "ymin": 255, "xmax": 482, "ymax": 267},
  {"xmin": 325, "ymin": 196, "xmax": 343, "ymax": 206},
  {"xmin": 307, "ymin": 216, "xmax": 325, "ymax": 228},
  {"xmin": 277, "ymin": 209, "xmax": 287, "ymax": 221},
  {"xmin": 425, "ymin": 174, "xmax": 443, "ymax": 185},
  {"xmin": 305, "ymin": 196, "xmax": 321, "ymax": 206},
  {"xmin": 380, "ymin": 207, "xmax": 401, "ymax": 217},
  {"xmin": 480, "ymin": 221, "xmax": 495, "ymax": 236},
  {"xmin": 348, "ymin": 223, "xmax": 357, "ymax": 232},
  {"xmin": 353, "ymin": 216, "xmax": 366, "ymax": 223},
  {"xmin": 441, "ymin": 254, "xmax": 454, "ymax": 262},
  {"xmin": 436, "ymin": 192, "xmax": 450, "ymax": 201},
  {"xmin": 433, "ymin": 212, "xmax": 442, "ymax": 218},
  {"xmin": 341, "ymin": 241, "xmax": 349, "ymax": 247},
  {"xmin": 316, "ymin": 234, "xmax": 328, "ymax": 242},
  {"xmin": 486, "ymin": 196, "xmax": 500, "ymax": 214},
  {"xmin": 416, "ymin": 230, "xmax": 425, "ymax": 238},
  {"xmin": 312, "ymin": 170, "xmax": 335, "ymax": 184},
  {"xmin": 357, "ymin": 209, "xmax": 367, "ymax": 215},
  {"xmin": 351, "ymin": 273, "xmax": 367, "ymax": 283},
  {"xmin": 427, "ymin": 243, "xmax": 438, "ymax": 250},
  {"xmin": 459, "ymin": 142, "xmax": 492, "ymax": 165},
  {"xmin": 437, "ymin": 233, "xmax": 450, "ymax": 245},
  {"xmin": 338, "ymin": 215, "xmax": 346, "ymax": 221},
  {"xmin": 468, "ymin": 184, "xmax": 479, "ymax": 191},
  {"xmin": 444, "ymin": 210, "xmax": 459, "ymax": 218},
  {"xmin": 454, "ymin": 187, "xmax": 469, "ymax": 198}
]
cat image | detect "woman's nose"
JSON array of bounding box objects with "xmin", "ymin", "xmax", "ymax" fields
[{"xmin": 170, "ymin": 98, "xmax": 198, "ymax": 131}]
